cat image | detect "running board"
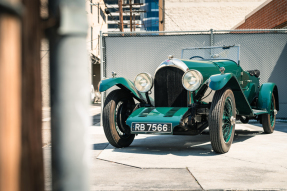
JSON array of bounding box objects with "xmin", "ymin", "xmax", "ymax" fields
[{"xmin": 252, "ymin": 109, "xmax": 268, "ymax": 115}]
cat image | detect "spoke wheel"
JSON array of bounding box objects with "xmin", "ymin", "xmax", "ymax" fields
[
  {"xmin": 262, "ymin": 94, "xmax": 276, "ymax": 134},
  {"xmin": 209, "ymin": 88, "xmax": 236, "ymax": 154},
  {"xmin": 103, "ymin": 89, "xmax": 135, "ymax": 148},
  {"xmin": 222, "ymin": 97, "xmax": 234, "ymax": 142}
]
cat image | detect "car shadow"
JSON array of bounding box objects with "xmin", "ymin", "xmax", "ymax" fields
[
  {"xmin": 248, "ymin": 122, "xmax": 287, "ymax": 133},
  {"xmin": 92, "ymin": 114, "xmax": 101, "ymax": 125},
  {"xmin": 108, "ymin": 128, "xmax": 265, "ymax": 157}
]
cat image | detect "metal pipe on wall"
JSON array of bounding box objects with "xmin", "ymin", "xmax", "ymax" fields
[
  {"xmin": 100, "ymin": 31, "xmax": 104, "ymax": 126},
  {"xmin": 48, "ymin": 0, "xmax": 90, "ymax": 190}
]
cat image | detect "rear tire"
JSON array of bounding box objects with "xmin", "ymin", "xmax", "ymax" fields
[
  {"xmin": 103, "ymin": 89, "xmax": 135, "ymax": 148},
  {"xmin": 262, "ymin": 94, "xmax": 276, "ymax": 134},
  {"xmin": 209, "ymin": 88, "xmax": 236, "ymax": 154}
]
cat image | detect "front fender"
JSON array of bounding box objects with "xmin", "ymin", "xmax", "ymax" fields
[
  {"xmin": 209, "ymin": 73, "xmax": 253, "ymax": 116},
  {"xmin": 209, "ymin": 73, "xmax": 233, "ymax": 91},
  {"xmin": 99, "ymin": 77, "xmax": 140, "ymax": 97},
  {"xmin": 99, "ymin": 77, "xmax": 144, "ymax": 102},
  {"xmin": 258, "ymin": 83, "xmax": 279, "ymax": 113}
]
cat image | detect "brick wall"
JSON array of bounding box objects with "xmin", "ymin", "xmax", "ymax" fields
[
  {"xmin": 164, "ymin": 0, "xmax": 265, "ymax": 31},
  {"xmin": 235, "ymin": 0, "xmax": 287, "ymax": 29}
]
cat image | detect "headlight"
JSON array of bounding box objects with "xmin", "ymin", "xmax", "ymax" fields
[
  {"xmin": 182, "ymin": 70, "xmax": 203, "ymax": 91},
  {"xmin": 134, "ymin": 73, "xmax": 153, "ymax": 93}
]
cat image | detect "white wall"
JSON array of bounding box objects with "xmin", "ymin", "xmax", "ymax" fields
[
  {"xmin": 164, "ymin": 0, "xmax": 266, "ymax": 31},
  {"xmin": 86, "ymin": 0, "xmax": 108, "ymax": 57}
]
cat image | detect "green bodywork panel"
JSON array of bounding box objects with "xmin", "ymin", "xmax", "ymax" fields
[
  {"xmin": 209, "ymin": 73, "xmax": 253, "ymax": 116},
  {"xmin": 126, "ymin": 107, "xmax": 189, "ymax": 134},
  {"xmin": 257, "ymin": 83, "xmax": 279, "ymax": 113},
  {"xmin": 99, "ymin": 77, "xmax": 138, "ymax": 95},
  {"xmin": 181, "ymin": 59, "xmax": 241, "ymax": 82},
  {"xmin": 252, "ymin": 109, "xmax": 268, "ymax": 115},
  {"xmin": 243, "ymin": 83, "xmax": 256, "ymax": 104},
  {"xmin": 209, "ymin": 73, "xmax": 234, "ymax": 90},
  {"xmin": 181, "ymin": 60, "xmax": 220, "ymax": 81},
  {"xmin": 99, "ymin": 77, "xmax": 151, "ymax": 103}
]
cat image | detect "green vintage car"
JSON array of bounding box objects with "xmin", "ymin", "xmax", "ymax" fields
[{"xmin": 99, "ymin": 46, "xmax": 279, "ymax": 154}]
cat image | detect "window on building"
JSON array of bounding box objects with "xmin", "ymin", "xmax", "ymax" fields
[
  {"xmin": 90, "ymin": 0, "xmax": 93, "ymax": 13},
  {"xmin": 108, "ymin": 16, "xmax": 119, "ymax": 20},
  {"xmin": 108, "ymin": 24, "xmax": 119, "ymax": 28},
  {"xmin": 100, "ymin": 7, "xmax": 106, "ymax": 22},
  {"xmin": 146, "ymin": 12, "xmax": 158, "ymax": 17},
  {"xmin": 106, "ymin": 7, "xmax": 118, "ymax": 12},
  {"xmin": 123, "ymin": 7, "xmax": 140, "ymax": 11},
  {"xmin": 104, "ymin": 0, "xmax": 118, "ymax": 4},
  {"xmin": 108, "ymin": 15, "xmax": 140, "ymax": 21},
  {"xmin": 151, "ymin": 2, "xmax": 158, "ymax": 11}
]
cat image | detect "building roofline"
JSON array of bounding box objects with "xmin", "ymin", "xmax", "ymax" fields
[{"xmin": 231, "ymin": 0, "xmax": 272, "ymax": 29}]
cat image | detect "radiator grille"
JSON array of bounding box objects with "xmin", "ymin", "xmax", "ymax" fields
[{"xmin": 154, "ymin": 66, "xmax": 187, "ymax": 107}]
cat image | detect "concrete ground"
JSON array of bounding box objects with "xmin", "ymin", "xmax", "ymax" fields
[
  {"xmin": 43, "ymin": 105, "xmax": 287, "ymax": 190},
  {"xmin": 92, "ymin": 122, "xmax": 287, "ymax": 190}
]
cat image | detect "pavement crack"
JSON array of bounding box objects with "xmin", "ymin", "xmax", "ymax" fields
[
  {"xmin": 95, "ymin": 143, "xmax": 109, "ymax": 158},
  {"xmin": 96, "ymin": 158, "xmax": 142, "ymax": 169},
  {"xmin": 186, "ymin": 167, "xmax": 204, "ymax": 190},
  {"xmin": 223, "ymin": 155, "xmax": 287, "ymax": 170}
]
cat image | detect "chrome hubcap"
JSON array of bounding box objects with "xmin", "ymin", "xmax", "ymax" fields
[
  {"xmin": 274, "ymin": 109, "xmax": 277, "ymax": 115},
  {"xmin": 230, "ymin": 116, "xmax": 236, "ymax": 126}
]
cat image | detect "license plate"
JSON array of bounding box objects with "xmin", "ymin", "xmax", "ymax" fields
[{"xmin": 131, "ymin": 123, "xmax": 172, "ymax": 133}]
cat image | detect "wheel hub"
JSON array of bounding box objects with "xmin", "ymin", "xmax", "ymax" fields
[
  {"xmin": 274, "ymin": 109, "xmax": 277, "ymax": 115},
  {"xmin": 230, "ymin": 116, "xmax": 236, "ymax": 126}
]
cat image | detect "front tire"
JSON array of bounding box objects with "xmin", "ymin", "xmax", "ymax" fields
[
  {"xmin": 209, "ymin": 88, "xmax": 236, "ymax": 154},
  {"xmin": 103, "ymin": 89, "xmax": 135, "ymax": 148},
  {"xmin": 262, "ymin": 94, "xmax": 276, "ymax": 134}
]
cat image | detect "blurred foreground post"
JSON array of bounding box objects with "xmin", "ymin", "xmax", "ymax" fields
[
  {"xmin": 0, "ymin": 1, "xmax": 21, "ymax": 191},
  {"xmin": 20, "ymin": 0, "xmax": 45, "ymax": 190},
  {"xmin": 48, "ymin": 0, "xmax": 90, "ymax": 190}
]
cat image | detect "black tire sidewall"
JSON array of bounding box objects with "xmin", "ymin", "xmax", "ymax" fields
[
  {"xmin": 220, "ymin": 89, "xmax": 236, "ymax": 149},
  {"xmin": 209, "ymin": 88, "xmax": 236, "ymax": 153},
  {"xmin": 262, "ymin": 94, "xmax": 276, "ymax": 134},
  {"xmin": 103, "ymin": 89, "xmax": 135, "ymax": 148}
]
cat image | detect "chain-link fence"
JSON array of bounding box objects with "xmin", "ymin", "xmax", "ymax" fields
[{"xmin": 100, "ymin": 29, "xmax": 287, "ymax": 119}]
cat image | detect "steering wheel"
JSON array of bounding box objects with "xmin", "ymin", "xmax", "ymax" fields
[{"xmin": 190, "ymin": 56, "xmax": 204, "ymax": 60}]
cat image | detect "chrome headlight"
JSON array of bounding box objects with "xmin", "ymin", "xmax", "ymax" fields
[
  {"xmin": 182, "ymin": 70, "xmax": 203, "ymax": 91},
  {"xmin": 134, "ymin": 73, "xmax": 153, "ymax": 93}
]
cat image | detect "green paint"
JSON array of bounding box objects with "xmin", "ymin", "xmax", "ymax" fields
[
  {"xmin": 211, "ymin": 60, "xmax": 241, "ymax": 79},
  {"xmin": 126, "ymin": 107, "xmax": 189, "ymax": 134},
  {"xmin": 243, "ymin": 83, "xmax": 256, "ymax": 104},
  {"xmin": 100, "ymin": 77, "xmax": 139, "ymax": 96},
  {"xmin": 252, "ymin": 109, "xmax": 268, "ymax": 115},
  {"xmin": 99, "ymin": 77, "xmax": 152, "ymax": 103},
  {"xmin": 181, "ymin": 60, "xmax": 220, "ymax": 82},
  {"xmin": 209, "ymin": 74, "xmax": 253, "ymax": 116},
  {"xmin": 209, "ymin": 73, "xmax": 234, "ymax": 90},
  {"xmin": 181, "ymin": 59, "xmax": 241, "ymax": 82},
  {"xmin": 182, "ymin": 59, "xmax": 255, "ymax": 116},
  {"xmin": 257, "ymin": 83, "xmax": 277, "ymax": 113}
]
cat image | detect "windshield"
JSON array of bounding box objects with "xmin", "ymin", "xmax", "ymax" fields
[{"xmin": 181, "ymin": 45, "xmax": 240, "ymax": 64}]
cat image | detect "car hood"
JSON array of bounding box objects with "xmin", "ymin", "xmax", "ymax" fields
[
  {"xmin": 156, "ymin": 58, "xmax": 242, "ymax": 82},
  {"xmin": 181, "ymin": 60, "xmax": 220, "ymax": 81},
  {"xmin": 183, "ymin": 59, "xmax": 242, "ymax": 81}
]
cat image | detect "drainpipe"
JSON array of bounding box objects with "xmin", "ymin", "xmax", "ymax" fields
[{"xmin": 47, "ymin": 0, "xmax": 90, "ymax": 191}]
